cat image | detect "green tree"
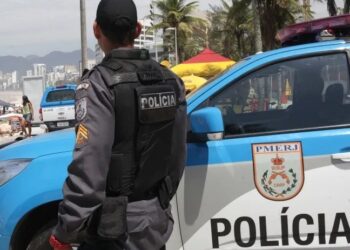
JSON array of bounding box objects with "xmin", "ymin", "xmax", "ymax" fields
[
  {"xmin": 207, "ymin": 4, "xmax": 227, "ymax": 55},
  {"xmin": 326, "ymin": 0, "xmax": 350, "ymax": 16},
  {"xmin": 149, "ymin": 0, "xmax": 207, "ymax": 63},
  {"xmin": 182, "ymin": 23, "xmax": 208, "ymax": 58},
  {"xmin": 208, "ymin": 0, "xmax": 255, "ymax": 60},
  {"xmin": 208, "ymin": 0, "xmax": 303, "ymax": 59},
  {"xmin": 225, "ymin": 0, "xmax": 254, "ymax": 58},
  {"xmin": 302, "ymin": 0, "xmax": 313, "ymax": 21},
  {"xmin": 257, "ymin": 0, "xmax": 302, "ymax": 50}
]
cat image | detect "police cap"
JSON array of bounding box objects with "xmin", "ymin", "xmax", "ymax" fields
[{"xmin": 96, "ymin": 0, "xmax": 138, "ymax": 30}]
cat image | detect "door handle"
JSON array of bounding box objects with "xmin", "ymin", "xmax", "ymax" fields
[{"xmin": 332, "ymin": 152, "xmax": 350, "ymax": 162}]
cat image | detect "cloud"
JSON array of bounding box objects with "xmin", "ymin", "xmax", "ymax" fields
[
  {"xmin": 0, "ymin": 0, "xmax": 97, "ymax": 56},
  {"xmin": 0, "ymin": 0, "xmax": 213, "ymax": 56},
  {"xmin": 0, "ymin": 0, "xmax": 334, "ymax": 57}
]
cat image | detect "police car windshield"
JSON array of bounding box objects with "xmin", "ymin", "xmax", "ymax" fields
[
  {"xmin": 186, "ymin": 58, "xmax": 250, "ymax": 98},
  {"xmin": 46, "ymin": 89, "xmax": 75, "ymax": 102}
]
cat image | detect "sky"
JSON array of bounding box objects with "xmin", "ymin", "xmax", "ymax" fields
[{"xmin": 0, "ymin": 0, "xmax": 336, "ymax": 57}]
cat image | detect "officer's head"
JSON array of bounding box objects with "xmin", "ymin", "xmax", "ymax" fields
[{"xmin": 94, "ymin": 0, "xmax": 142, "ymax": 53}]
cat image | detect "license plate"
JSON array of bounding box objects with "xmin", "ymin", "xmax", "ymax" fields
[{"xmin": 57, "ymin": 122, "xmax": 69, "ymax": 127}]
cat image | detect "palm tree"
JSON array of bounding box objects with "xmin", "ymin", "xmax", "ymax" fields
[
  {"xmin": 208, "ymin": 0, "xmax": 302, "ymax": 58},
  {"xmin": 224, "ymin": 0, "xmax": 254, "ymax": 57},
  {"xmin": 208, "ymin": 0, "xmax": 254, "ymax": 60},
  {"xmin": 182, "ymin": 23, "xmax": 208, "ymax": 58},
  {"xmin": 207, "ymin": 4, "xmax": 228, "ymax": 55},
  {"xmin": 252, "ymin": 0, "xmax": 263, "ymax": 52},
  {"xmin": 149, "ymin": 0, "xmax": 207, "ymax": 63},
  {"xmin": 326, "ymin": 0, "xmax": 350, "ymax": 15},
  {"xmin": 345, "ymin": 0, "xmax": 350, "ymax": 13},
  {"xmin": 257, "ymin": 0, "xmax": 302, "ymax": 50},
  {"xmin": 327, "ymin": 0, "xmax": 337, "ymax": 16},
  {"xmin": 302, "ymin": 0, "xmax": 313, "ymax": 21}
]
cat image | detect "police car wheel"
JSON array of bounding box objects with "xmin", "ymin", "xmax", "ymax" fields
[{"xmin": 26, "ymin": 220, "xmax": 56, "ymax": 250}]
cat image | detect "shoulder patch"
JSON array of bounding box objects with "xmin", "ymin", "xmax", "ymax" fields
[
  {"xmin": 76, "ymin": 97, "xmax": 87, "ymax": 121},
  {"xmin": 77, "ymin": 80, "xmax": 90, "ymax": 91}
]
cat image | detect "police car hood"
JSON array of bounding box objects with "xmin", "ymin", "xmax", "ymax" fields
[{"xmin": 0, "ymin": 128, "xmax": 75, "ymax": 160}]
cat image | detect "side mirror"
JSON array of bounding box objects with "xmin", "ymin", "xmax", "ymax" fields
[{"xmin": 190, "ymin": 107, "xmax": 224, "ymax": 142}]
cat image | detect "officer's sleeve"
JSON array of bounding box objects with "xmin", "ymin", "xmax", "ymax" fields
[
  {"xmin": 169, "ymin": 77, "xmax": 187, "ymax": 196},
  {"xmin": 53, "ymin": 70, "xmax": 115, "ymax": 243}
]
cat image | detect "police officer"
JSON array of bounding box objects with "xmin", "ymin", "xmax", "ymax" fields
[{"xmin": 49, "ymin": 0, "xmax": 187, "ymax": 249}]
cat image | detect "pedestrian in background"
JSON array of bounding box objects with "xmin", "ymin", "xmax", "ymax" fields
[
  {"xmin": 49, "ymin": 0, "xmax": 187, "ymax": 249},
  {"xmin": 21, "ymin": 95, "xmax": 33, "ymax": 137}
]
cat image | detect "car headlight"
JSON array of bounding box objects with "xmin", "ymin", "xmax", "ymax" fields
[{"xmin": 0, "ymin": 159, "xmax": 32, "ymax": 186}]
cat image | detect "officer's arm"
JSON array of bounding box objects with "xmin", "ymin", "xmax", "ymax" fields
[
  {"xmin": 169, "ymin": 77, "xmax": 187, "ymax": 196},
  {"xmin": 53, "ymin": 71, "xmax": 115, "ymax": 243}
]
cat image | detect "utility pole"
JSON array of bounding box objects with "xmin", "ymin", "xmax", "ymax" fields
[
  {"xmin": 150, "ymin": 1, "xmax": 159, "ymax": 62},
  {"xmin": 80, "ymin": 0, "xmax": 88, "ymax": 71},
  {"xmin": 174, "ymin": 27, "xmax": 178, "ymax": 65},
  {"xmin": 252, "ymin": 0, "xmax": 263, "ymax": 52}
]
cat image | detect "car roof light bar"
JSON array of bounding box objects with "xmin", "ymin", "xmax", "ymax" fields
[{"xmin": 277, "ymin": 14, "xmax": 350, "ymax": 46}]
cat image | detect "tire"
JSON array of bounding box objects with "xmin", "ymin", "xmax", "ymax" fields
[{"xmin": 26, "ymin": 220, "xmax": 56, "ymax": 250}]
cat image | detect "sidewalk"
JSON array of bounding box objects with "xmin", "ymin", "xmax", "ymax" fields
[{"xmin": 0, "ymin": 135, "xmax": 17, "ymax": 146}]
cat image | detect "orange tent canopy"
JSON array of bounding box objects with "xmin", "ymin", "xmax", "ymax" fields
[{"xmin": 172, "ymin": 48, "xmax": 235, "ymax": 78}]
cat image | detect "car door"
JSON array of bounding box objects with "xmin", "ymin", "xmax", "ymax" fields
[{"xmin": 177, "ymin": 52, "xmax": 350, "ymax": 249}]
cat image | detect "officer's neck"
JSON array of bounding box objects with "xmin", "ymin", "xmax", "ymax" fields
[{"xmin": 104, "ymin": 43, "xmax": 135, "ymax": 55}]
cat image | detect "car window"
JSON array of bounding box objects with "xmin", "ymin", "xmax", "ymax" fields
[
  {"xmin": 199, "ymin": 53, "xmax": 350, "ymax": 136},
  {"xmin": 186, "ymin": 58, "xmax": 250, "ymax": 98},
  {"xmin": 46, "ymin": 89, "xmax": 75, "ymax": 102}
]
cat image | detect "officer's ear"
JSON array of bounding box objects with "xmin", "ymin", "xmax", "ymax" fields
[
  {"xmin": 134, "ymin": 22, "xmax": 142, "ymax": 39},
  {"xmin": 93, "ymin": 21, "xmax": 102, "ymax": 39}
]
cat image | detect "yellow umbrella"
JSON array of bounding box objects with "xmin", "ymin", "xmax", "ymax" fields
[
  {"xmin": 181, "ymin": 75, "xmax": 207, "ymax": 94},
  {"xmin": 173, "ymin": 62, "xmax": 234, "ymax": 78},
  {"xmin": 172, "ymin": 48, "xmax": 235, "ymax": 78},
  {"xmin": 160, "ymin": 60, "xmax": 172, "ymax": 68}
]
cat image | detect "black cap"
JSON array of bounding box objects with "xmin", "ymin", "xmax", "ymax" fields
[{"xmin": 96, "ymin": 0, "xmax": 137, "ymax": 29}]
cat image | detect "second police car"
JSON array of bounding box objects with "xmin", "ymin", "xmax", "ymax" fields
[
  {"xmin": 39, "ymin": 84, "xmax": 76, "ymax": 131},
  {"xmin": 1, "ymin": 15, "xmax": 350, "ymax": 250}
]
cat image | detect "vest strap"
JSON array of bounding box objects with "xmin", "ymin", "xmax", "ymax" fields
[
  {"xmin": 107, "ymin": 49, "xmax": 150, "ymax": 60},
  {"xmin": 161, "ymin": 70, "xmax": 177, "ymax": 81},
  {"xmin": 111, "ymin": 72, "xmax": 139, "ymax": 86},
  {"xmin": 109, "ymin": 70, "xmax": 177, "ymax": 87}
]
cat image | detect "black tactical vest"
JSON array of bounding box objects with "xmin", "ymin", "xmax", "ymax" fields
[{"xmin": 97, "ymin": 49, "xmax": 181, "ymax": 204}]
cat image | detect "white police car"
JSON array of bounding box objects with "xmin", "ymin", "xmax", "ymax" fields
[
  {"xmin": 39, "ymin": 84, "xmax": 76, "ymax": 132},
  {"xmin": 1, "ymin": 15, "xmax": 350, "ymax": 250}
]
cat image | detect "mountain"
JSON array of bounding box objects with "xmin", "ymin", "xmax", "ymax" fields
[
  {"xmin": 0, "ymin": 49, "xmax": 95, "ymax": 76},
  {"xmin": 0, "ymin": 56, "xmax": 32, "ymax": 76},
  {"xmin": 25, "ymin": 55, "xmax": 40, "ymax": 61},
  {"xmin": 35, "ymin": 49, "xmax": 94, "ymax": 67}
]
